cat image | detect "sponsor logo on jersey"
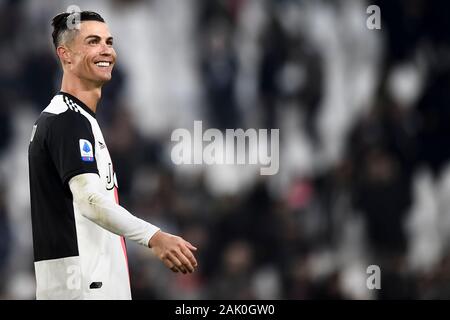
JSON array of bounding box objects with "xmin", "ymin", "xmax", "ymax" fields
[
  {"xmin": 106, "ymin": 162, "xmax": 118, "ymax": 190},
  {"xmin": 79, "ymin": 139, "xmax": 94, "ymax": 162}
]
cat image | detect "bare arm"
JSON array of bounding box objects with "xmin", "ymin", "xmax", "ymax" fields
[{"xmin": 69, "ymin": 173, "xmax": 198, "ymax": 273}]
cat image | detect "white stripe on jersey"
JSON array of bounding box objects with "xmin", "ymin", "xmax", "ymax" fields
[
  {"xmin": 42, "ymin": 95, "xmax": 68, "ymax": 114},
  {"xmin": 35, "ymin": 256, "xmax": 83, "ymax": 300}
]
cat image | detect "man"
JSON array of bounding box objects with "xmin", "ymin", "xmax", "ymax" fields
[{"xmin": 28, "ymin": 11, "xmax": 197, "ymax": 300}]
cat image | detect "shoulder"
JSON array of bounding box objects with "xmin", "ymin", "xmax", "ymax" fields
[
  {"xmin": 43, "ymin": 94, "xmax": 86, "ymax": 119},
  {"xmin": 42, "ymin": 94, "xmax": 69, "ymax": 115},
  {"xmin": 39, "ymin": 95, "xmax": 94, "ymax": 138}
]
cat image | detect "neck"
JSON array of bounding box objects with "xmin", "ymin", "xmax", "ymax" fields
[{"xmin": 60, "ymin": 73, "xmax": 102, "ymax": 114}]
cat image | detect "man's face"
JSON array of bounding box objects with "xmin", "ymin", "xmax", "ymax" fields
[{"xmin": 66, "ymin": 21, "xmax": 116, "ymax": 84}]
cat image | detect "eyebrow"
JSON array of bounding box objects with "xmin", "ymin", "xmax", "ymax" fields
[{"xmin": 84, "ymin": 35, "xmax": 114, "ymax": 42}]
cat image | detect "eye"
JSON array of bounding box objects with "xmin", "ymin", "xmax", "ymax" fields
[{"xmin": 88, "ymin": 39, "xmax": 99, "ymax": 45}]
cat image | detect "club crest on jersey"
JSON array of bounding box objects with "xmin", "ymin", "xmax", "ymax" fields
[{"xmin": 79, "ymin": 139, "xmax": 94, "ymax": 162}]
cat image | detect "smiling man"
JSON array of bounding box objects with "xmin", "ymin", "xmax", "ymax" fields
[{"xmin": 28, "ymin": 11, "xmax": 198, "ymax": 300}]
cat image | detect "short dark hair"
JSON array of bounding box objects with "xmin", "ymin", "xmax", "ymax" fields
[{"xmin": 51, "ymin": 11, "xmax": 105, "ymax": 48}]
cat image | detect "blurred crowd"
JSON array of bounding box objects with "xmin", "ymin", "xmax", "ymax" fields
[{"xmin": 1, "ymin": 0, "xmax": 450, "ymax": 299}]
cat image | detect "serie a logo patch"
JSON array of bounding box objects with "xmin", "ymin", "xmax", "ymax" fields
[{"xmin": 79, "ymin": 139, "xmax": 94, "ymax": 162}]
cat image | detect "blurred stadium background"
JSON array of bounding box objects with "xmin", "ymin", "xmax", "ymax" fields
[{"xmin": 1, "ymin": 0, "xmax": 450, "ymax": 299}]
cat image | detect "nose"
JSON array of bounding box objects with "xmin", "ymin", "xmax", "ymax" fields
[{"xmin": 100, "ymin": 43, "xmax": 113, "ymax": 56}]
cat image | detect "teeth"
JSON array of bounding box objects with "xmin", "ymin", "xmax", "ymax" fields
[{"xmin": 96, "ymin": 62, "xmax": 110, "ymax": 67}]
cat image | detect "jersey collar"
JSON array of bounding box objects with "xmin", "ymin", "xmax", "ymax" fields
[{"xmin": 58, "ymin": 91, "xmax": 97, "ymax": 118}]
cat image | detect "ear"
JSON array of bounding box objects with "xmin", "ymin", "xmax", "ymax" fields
[{"xmin": 56, "ymin": 46, "xmax": 72, "ymax": 65}]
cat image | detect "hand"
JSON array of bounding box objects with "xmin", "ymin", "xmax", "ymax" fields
[{"xmin": 148, "ymin": 230, "xmax": 198, "ymax": 274}]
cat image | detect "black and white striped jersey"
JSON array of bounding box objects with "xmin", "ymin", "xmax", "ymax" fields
[{"xmin": 28, "ymin": 92, "xmax": 131, "ymax": 299}]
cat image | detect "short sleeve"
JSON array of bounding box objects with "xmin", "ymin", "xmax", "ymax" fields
[{"xmin": 46, "ymin": 112, "xmax": 99, "ymax": 186}]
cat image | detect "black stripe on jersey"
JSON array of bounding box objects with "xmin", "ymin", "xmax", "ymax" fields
[
  {"xmin": 29, "ymin": 95, "xmax": 99, "ymax": 262},
  {"xmin": 29, "ymin": 112, "xmax": 80, "ymax": 261}
]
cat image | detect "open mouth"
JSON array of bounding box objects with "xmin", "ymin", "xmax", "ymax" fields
[{"xmin": 95, "ymin": 61, "xmax": 112, "ymax": 67}]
